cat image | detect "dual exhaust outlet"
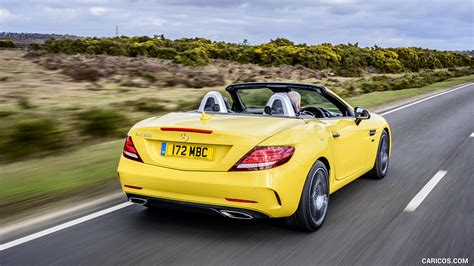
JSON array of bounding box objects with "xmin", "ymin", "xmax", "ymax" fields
[
  {"xmin": 218, "ymin": 210, "xmax": 253, "ymax": 220},
  {"xmin": 128, "ymin": 197, "xmax": 254, "ymax": 220}
]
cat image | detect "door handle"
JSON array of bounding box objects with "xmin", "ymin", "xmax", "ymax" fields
[
  {"xmin": 332, "ymin": 133, "xmax": 341, "ymax": 138},
  {"xmin": 369, "ymin": 129, "xmax": 376, "ymax": 136}
]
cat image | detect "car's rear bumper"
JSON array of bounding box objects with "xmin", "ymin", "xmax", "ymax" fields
[{"xmin": 117, "ymin": 156, "xmax": 310, "ymax": 218}]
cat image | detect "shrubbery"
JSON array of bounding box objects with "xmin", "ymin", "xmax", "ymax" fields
[
  {"xmin": 17, "ymin": 98, "xmax": 35, "ymax": 109},
  {"xmin": 0, "ymin": 39, "xmax": 16, "ymax": 48},
  {"xmin": 0, "ymin": 108, "xmax": 131, "ymax": 161},
  {"xmin": 0, "ymin": 118, "xmax": 65, "ymax": 161},
  {"xmin": 173, "ymin": 47, "xmax": 210, "ymax": 66},
  {"xmin": 33, "ymin": 37, "xmax": 473, "ymax": 75},
  {"xmin": 63, "ymin": 66, "xmax": 103, "ymax": 82},
  {"xmin": 124, "ymin": 98, "xmax": 167, "ymax": 113},
  {"xmin": 77, "ymin": 108, "xmax": 129, "ymax": 137},
  {"xmin": 344, "ymin": 68, "xmax": 473, "ymax": 95}
]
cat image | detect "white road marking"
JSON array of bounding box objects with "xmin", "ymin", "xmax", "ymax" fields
[
  {"xmin": 380, "ymin": 83, "xmax": 473, "ymax": 116},
  {"xmin": 0, "ymin": 202, "xmax": 133, "ymax": 251},
  {"xmin": 470, "ymin": 132, "xmax": 474, "ymax": 138},
  {"xmin": 0, "ymin": 192, "xmax": 125, "ymax": 237},
  {"xmin": 1, "ymin": 82, "xmax": 472, "ymax": 251},
  {"xmin": 404, "ymin": 170, "xmax": 447, "ymax": 212}
]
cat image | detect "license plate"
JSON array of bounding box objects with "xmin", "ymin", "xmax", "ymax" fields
[{"xmin": 161, "ymin": 142, "xmax": 214, "ymax": 160}]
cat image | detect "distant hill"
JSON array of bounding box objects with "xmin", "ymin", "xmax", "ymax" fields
[{"xmin": 0, "ymin": 32, "xmax": 82, "ymax": 48}]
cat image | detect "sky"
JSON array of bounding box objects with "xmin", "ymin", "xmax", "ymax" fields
[{"xmin": 0, "ymin": 0, "xmax": 472, "ymax": 50}]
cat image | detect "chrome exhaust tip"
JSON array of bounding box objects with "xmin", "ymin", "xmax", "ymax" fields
[
  {"xmin": 129, "ymin": 197, "xmax": 147, "ymax": 205},
  {"xmin": 219, "ymin": 210, "xmax": 254, "ymax": 220}
]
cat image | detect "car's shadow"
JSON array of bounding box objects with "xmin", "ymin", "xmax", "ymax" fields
[
  {"xmin": 123, "ymin": 174, "xmax": 385, "ymax": 241},
  {"xmin": 134, "ymin": 206, "xmax": 290, "ymax": 234}
]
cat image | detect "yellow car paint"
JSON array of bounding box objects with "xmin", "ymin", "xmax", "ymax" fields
[{"xmin": 118, "ymin": 90, "xmax": 391, "ymax": 218}]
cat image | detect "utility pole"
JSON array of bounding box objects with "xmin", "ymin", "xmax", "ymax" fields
[{"xmin": 115, "ymin": 25, "xmax": 119, "ymax": 37}]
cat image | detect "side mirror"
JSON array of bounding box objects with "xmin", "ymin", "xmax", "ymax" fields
[{"xmin": 354, "ymin": 107, "xmax": 370, "ymax": 125}]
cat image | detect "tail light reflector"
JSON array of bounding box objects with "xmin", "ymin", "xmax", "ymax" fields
[
  {"xmin": 230, "ymin": 146, "xmax": 295, "ymax": 171},
  {"xmin": 225, "ymin": 198, "xmax": 258, "ymax": 203},
  {"xmin": 123, "ymin": 136, "xmax": 143, "ymax": 162},
  {"xmin": 124, "ymin": 185, "xmax": 143, "ymax": 190}
]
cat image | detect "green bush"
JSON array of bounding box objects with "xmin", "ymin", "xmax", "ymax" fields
[
  {"xmin": 346, "ymin": 68, "xmax": 468, "ymax": 95},
  {"xmin": 35, "ymin": 36, "xmax": 473, "ymax": 74},
  {"xmin": 0, "ymin": 40, "xmax": 16, "ymax": 48},
  {"xmin": 173, "ymin": 47, "xmax": 210, "ymax": 66},
  {"xmin": 0, "ymin": 110, "xmax": 15, "ymax": 118},
  {"xmin": 142, "ymin": 72, "xmax": 157, "ymax": 83},
  {"xmin": 296, "ymin": 45, "xmax": 341, "ymax": 69},
  {"xmin": 392, "ymin": 79, "xmax": 411, "ymax": 90},
  {"xmin": 176, "ymin": 100, "xmax": 201, "ymax": 111},
  {"xmin": 335, "ymin": 67, "xmax": 362, "ymax": 77},
  {"xmin": 152, "ymin": 47, "xmax": 178, "ymax": 60},
  {"xmin": 361, "ymin": 82, "xmax": 379, "ymax": 93},
  {"xmin": 125, "ymin": 98, "xmax": 167, "ymax": 113},
  {"xmin": 77, "ymin": 108, "xmax": 129, "ymax": 137},
  {"xmin": 335, "ymin": 44, "xmax": 372, "ymax": 72},
  {"xmin": 17, "ymin": 98, "xmax": 35, "ymax": 109},
  {"xmin": 395, "ymin": 48, "xmax": 420, "ymax": 71},
  {"xmin": 1, "ymin": 118, "xmax": 65, "ymax": 160},
  {"xmin": 371, "ymin": 49, "xmax": 404, "ymax": 73}
]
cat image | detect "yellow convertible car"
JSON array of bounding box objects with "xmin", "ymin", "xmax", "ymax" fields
[{"xmin": 118, "ymin": 82, "xmax": 391, "ymax": 231}]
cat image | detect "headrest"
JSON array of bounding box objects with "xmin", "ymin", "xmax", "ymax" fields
[
  {"xmin": 197, "ymin": 91, "xmax": 229, "ymax": 113},
  {"xmin": 263, "ymin": 93, "xmax": 296, "ymax": 117}
]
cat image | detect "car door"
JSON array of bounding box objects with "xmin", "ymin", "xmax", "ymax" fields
[
  {"xmin": 327, "ymin": 117, "xmax": 372, "ymax": 180},
  {"xmin": 298, "ymin": 89, "xmax": 372, "ymax": 180}
]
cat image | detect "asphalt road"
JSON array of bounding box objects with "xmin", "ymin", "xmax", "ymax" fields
[{"xmin": 1, "ymin": 84, "xmax": 473, "ymax": 265}]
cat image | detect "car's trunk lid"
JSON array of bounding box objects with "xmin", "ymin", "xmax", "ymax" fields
[{"xmin": 129, "ymin": 112, "xmax": 303, "ymax": 171}]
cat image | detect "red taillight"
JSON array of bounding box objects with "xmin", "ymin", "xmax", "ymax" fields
[
  {"xmin": 123, "ymin": 136, "xmax": 143, "ymax": 162},
  {"xmin": 230, "ymin": 146, "xmax": 295, "ymax": 171}
]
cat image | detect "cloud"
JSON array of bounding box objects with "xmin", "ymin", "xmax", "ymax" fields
[
  {"xmin": 210, "ymin": 18, "xmax": 248, "ymax": 25},
  {"xmin": 0, "ymin": 8, "xmax": 13, "ymax": 20},
  {"xmin": 0, "ymin": 0, "xmax": 472, "ymax": 50},
  {"xmin": 78, "ymin": 0, "xmax": 110, "ymax": 3},
  {"xmin": 320, "ymin": 0, "xmax": 355, "ymax": 4},
  {"xmin": 131, "ymin": 18, "xmax": 167, "ymax": 27},
  {"xmin": 42, "ymin": 7, "xmax": 79, "ymax": 18},
  {"xmin": 155, "ymin": 0, "xmax": 247, "ymax": 8},
  {"xmin": 89, "ymin": 7, "xmax": 109, "ymax": 16}
]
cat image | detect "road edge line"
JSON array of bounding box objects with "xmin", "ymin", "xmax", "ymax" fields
[
  {"xmin": 0, "ymin": 192, "xmax": 125, "ymax": 236},
  {"xmin": 380, "ymin": 83, "xmax": 472, "ymax": 116},
  {"xmin": 0, "ymin": 202, "xmax": 133, "ymax": 251}
]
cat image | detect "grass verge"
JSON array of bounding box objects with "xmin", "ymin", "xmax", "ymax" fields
[
  {"xmin": 347, "ymin": 75, "xmax": 474, "ymax": 108},
  {"xmin": 0, "ymin": 141, "xmax": 123, "ymax": 218},
  {"xmin": 1, "ymin": 75, "xmax": 473, "ymax": 219}
]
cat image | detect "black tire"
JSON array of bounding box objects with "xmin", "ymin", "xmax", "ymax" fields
[
  {"xmin": 367, "ymin": 130, "xmax": 390, "ymax": 179},
  {"xmin": 286, "ymin": 160, "xmax": 329, "ymax": 232}
]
